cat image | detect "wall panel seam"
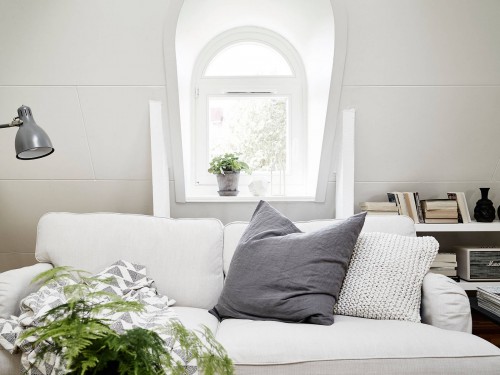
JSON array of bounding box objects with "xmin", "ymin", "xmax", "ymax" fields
[
  {"xmin": 343, "ymin": 84, "xmax": 500, "ymax": 88},
  {"xmin": 355, "ymin": 181, "xmax": 499, "ymax": 184},
  {"xmin": 0, "ymin": 85, "xmax": 166, "ymax": 88},
  {"xmin": 75, "ymin": 86, "xmax": 97, "ymax": 180},
  {"xmin": 0, "ymin": 179, "xmax": 151, "ymax": 182}
]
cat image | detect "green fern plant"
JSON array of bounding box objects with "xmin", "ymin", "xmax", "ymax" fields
[{"xmin": 20, "ymin": 267, "xmax": 234, "ymax": 375}]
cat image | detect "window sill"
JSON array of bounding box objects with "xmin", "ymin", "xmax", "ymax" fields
[{"xmin": 185, "ymin": 195, "xmax": 315, "ymax": 203}]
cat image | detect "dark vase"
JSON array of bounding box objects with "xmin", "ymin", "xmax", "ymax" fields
[{"xmin": 474, "ymin": 187, "xmax": 496, "ymax": 222}]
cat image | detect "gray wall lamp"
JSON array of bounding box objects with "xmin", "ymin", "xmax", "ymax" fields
[{"xmin": 0, "ymin": 105, "xmax": 54, "ymax": 160}]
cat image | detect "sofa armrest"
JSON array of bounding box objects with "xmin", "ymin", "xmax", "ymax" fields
[
  {"xmin": 421, "ymin": 272, "xmax": 472, "ymax": 333},
  {"xmin": 0, "ymin": 263, "xmax": 53, "ymax": 318}
]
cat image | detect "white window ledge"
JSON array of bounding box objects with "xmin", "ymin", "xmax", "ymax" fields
[{"xmin": 186, "ymin": 195, "xmax": 315, "ymax": 203}]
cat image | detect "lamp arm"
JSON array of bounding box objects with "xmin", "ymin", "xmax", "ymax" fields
[{"xmin": 0, "ymin": 117, "xmax": 23, "ymax": 129}]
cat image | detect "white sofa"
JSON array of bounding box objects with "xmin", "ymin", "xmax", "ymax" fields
[{"xmin": 1, "ymin": 212, "xmax": 500, "ymax": 374}]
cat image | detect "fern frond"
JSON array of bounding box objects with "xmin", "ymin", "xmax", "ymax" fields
[
  {"xmin": 32, "ymin": 266, "xmax": 90, "ymax": 286},
  {"xmin": 24, "ymin": 266, "xmax": 234, "ymax": 375}
]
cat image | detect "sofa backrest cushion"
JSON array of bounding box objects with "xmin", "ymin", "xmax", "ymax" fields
[
  {"xmin": 223, "ymin": 215, "xmax": 416, "ymax": 275},
  {"xmin": 35, "ymin": 213, "xmax": 224, "ymax": 309}
]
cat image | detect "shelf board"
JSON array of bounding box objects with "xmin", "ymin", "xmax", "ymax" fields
[
  {"xmin": 457, "ymin": 280, "xmax": 500, "ymax": 291},
  {"xmin": 415, "ymin": 221, "xmax": 500, "ymax": 232}
]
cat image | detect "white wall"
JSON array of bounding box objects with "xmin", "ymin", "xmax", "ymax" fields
[
  {"xmin": 0, "ymin": 0, "xmax": 170, "ymax": 270},
  {"xmin": 1, "ymin": 0, "xmax": 499, "ymax": 271},
  {"xmin": 344, "ymin": 0, "xmax": 500, "ymax": 212}
]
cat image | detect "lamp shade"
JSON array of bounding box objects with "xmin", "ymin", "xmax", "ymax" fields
[{"xmin": 15, "ymin": 105, "xmax": 54, "ymax": 160}]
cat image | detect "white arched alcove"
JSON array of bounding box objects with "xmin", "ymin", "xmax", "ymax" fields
[{"xmin": 162, "ymin": 0, "xmax": 348, "ymax": 203}]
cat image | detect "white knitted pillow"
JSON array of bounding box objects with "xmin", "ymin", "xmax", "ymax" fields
[{"xmin": 334, "ymin": 232, "xmax": 439, "ymax": 322}]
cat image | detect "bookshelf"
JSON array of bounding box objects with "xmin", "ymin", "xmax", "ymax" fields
[
  {"xmin": 415, "ymin": 221, "xmax": 500, "ymax": 291},
  {"xmin": 415, "ymin": 221, "xmax": 500, "ymax": 232}
]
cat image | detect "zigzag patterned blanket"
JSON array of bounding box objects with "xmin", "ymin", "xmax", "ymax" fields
[{"xmin": 0, "ymin": 260, "xmax": 197, "ymax": 374}]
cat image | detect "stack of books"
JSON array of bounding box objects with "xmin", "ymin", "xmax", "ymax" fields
[
  {"xmin": 421, "ymin": 199, "xmax": 458, "ymax": 224},
  {"xmin": 429, "ymin": 252, "xmax": 458, "ymax": 280},
  {"xmin": 385, "ymin": 191, "xmax": 471, "ymax": 225},
  {"xmin": 359, "ymin": 202, "xmax": 399, "ymax": 215},
  {"xmin": 386, "ymin": 192, "xmax": 423, "ymax": 223},
  {"xmin": 477, "ymin": 286, "xmax": 500, "ymax": 317}
]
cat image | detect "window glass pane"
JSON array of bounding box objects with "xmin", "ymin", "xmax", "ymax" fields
[
  {"xmin": 205, "ymin": 42, "xmax": 293, "ymax": 76},
  {"xmin": 208, "ymin": 96, "xmax": 288, "ymax": 172}
]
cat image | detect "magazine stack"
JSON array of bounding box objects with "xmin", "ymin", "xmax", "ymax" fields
[{"xmin": 477, "ymin": 286, "xmax": 500, "ymax": 317}]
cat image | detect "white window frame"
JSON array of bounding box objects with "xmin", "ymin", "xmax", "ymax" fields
[{"xmin": 190, "ymin": 27, "xmax": 308, "ymax": 196}]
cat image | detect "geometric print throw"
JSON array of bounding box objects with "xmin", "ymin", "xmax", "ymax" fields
[
  {"xmin": 334, "ymin": 232, "xmax": 439, "ymax": 322},
  {"xmin": 0, "ymin": 260, "xmax": 200, "ymax": 375}
]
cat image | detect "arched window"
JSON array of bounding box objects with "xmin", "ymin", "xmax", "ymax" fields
[
  {"xmin": 204, "ymin": 42, "xmax": 293, "ymax": 76},
  {"xmin": 192, "ymin": 27, "xmax": 307, "ymax": 195}
]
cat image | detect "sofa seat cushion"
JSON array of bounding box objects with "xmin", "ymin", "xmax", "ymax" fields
[
  {"xmin": 0, "ymin": 309, "xmax": 217, "ymax": 375},
  {"xmin": 172, "ymin": 306, "xmax": 219, "ymax": 334},
  {"xmin": 0, "ymin": 309, "xmax": 218, "ymax": 375},
  {"xmin": 215, "ymin": 315, "xmax": 500, "ymax": 372},
  {"xmin": 232, "ymin": 357, "xmax": 500, "ymax": 375},
  {"xmin": 0, "ymin": 348, "xmax": 19, "ymax": 375}
]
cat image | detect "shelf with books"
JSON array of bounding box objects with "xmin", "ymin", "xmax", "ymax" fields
[
  {"xmin": 385, "ymin": 191, "xmax": 471, "ymax": 224},
  {"xmin": 415, "ymin": 222, "xmax": 500, "ymax": 290},
  {"xmin": 415, "ymin": 221, "xmax": 500, "ymax": 232},
  {"xmin": 375, "ymin": 191, "xmax": 500, "ymax": 290}
]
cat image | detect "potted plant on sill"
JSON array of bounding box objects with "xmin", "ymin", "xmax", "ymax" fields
[{"xmin": 208, "ymin": 153, "xmax": 250, "ymax": 196}]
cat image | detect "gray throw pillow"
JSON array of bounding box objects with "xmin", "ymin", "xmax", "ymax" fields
[{"xmin": 209, "ymin": 201, "xmax": 366, "ymax": 325}]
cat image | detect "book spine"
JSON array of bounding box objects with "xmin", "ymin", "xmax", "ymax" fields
[
  {"xmin": 459, "ymin": 192, "xmax": 472, "ymax": 223},
  {"xmin": 387, "ymin": 193, "xmax": 402, "ymax": 215},
  {"xmin": 447, "ymin": 193, "xmax": 462, "ymax": 223},
  {"xmin": 414, "ymin": 192, "xmax": 424, "ymax": 223},
  {"xmin": 447, "ymin": 192, "xmax": 472, "ymax": 224},
  {"xmin": 424, "ymin": 210, "xmax": 459, "ymax": 219},
  {"xmin": 404, "ymin": 192, "xmax": 419, "ymax": 223},
  {"xmin": 397, "ymin": 192, "xmax": 409, "ymax": 217},
  {"xmin": 424, "ymin": 218, "xmax": 459, "ymax": 224},
  {"xmin": 431, "ymin": 261, "xmax": 458, "ymax": 268}
]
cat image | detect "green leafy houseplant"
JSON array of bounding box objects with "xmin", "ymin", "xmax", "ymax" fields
[
  {"xmin": 20, "ymin": 267, "xmax": 234, "ymax": 375},
  {"xmin": 208, "ymin": 153, "xmax": 250, "ymax": 197},
  {"xmin": 207, "ymin": 153, "xmax": 250, "ymax": 175}
]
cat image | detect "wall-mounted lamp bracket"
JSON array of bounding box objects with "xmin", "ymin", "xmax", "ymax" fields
[{"xmin": 0, "ymin": 117, "xmax": 23, "ymax": 129}]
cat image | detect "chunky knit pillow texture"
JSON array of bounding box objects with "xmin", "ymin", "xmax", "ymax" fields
[{"xmin": 334, "ymin": 232, "xmax": 439, "ymax": 322}]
